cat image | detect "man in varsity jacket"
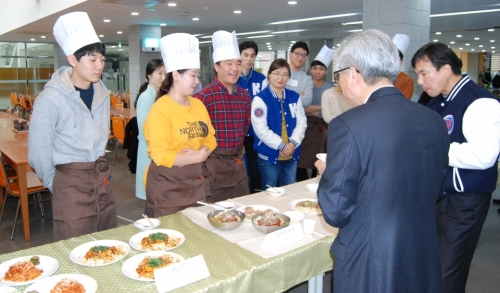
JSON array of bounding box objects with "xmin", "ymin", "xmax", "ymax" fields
[{"xmin": 412, "ymin": 42, "xmax": 500, "ymax": 293}]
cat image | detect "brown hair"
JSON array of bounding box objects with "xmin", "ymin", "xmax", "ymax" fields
[
  {"xmin": 267, "ymin": 58, "xmax": 291, "ymax": 80},
  {"xmin": 155, "ymin": 69, "xmax": 188, "ymax": 101}
]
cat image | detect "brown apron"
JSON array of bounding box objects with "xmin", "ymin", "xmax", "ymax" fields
[
  {"xmin": 202, "ymin": 146, "xmax": 249, "ymax": 202},
  {"xmin": 52, "ymin": 156, "xmax": 117, "ymax": 241},
  {"xmin": 145, "ymin": 162, "xmax": 205, "ymax": 218},
  {"xmin": 297, "ymin": 116, "xmax": 328, "ymax": 168}
]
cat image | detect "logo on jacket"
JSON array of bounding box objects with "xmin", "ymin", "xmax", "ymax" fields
[
  {"xmin": 443, "ymin": 115, "xmax": 454, "ymax": 134},
  {"xmin": 254, "ymin": 108, "xmax": 264, "ymax": 118},
  {"xmin": 180, "ymin": 121, "xmax": 209, "ymax": 138}
]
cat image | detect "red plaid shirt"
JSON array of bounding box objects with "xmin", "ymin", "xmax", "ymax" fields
[{"xmin": 194, "ymin": 78, "xmax": 251, "ymax": 150}]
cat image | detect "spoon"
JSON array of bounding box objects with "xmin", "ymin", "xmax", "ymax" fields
[
  {"xmin": 197, "ymin": 200, "xmax": 233, "ymax": 209},
  {"xmin": 266, "ymin": 185, "xmax": 281, "ymax": 193},
  {"xmin": 142, "ymin": 214, "xmax": 154, "ymax": 227}
]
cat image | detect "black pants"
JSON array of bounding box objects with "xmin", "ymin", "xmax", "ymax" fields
[
  {"xmin": 243, "ymin": 135, "xmax": 261, "ymax": 194},
  {"xmin": 436, "ymin": 192, "xmax": 492, "ymax": 293},
  {"xmin": 296, "ymin": 167, "xmax": 317, "ymax": 182}
]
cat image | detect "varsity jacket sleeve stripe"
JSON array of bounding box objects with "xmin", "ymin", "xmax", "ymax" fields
[
  {"xmin": 251, "ymin": 96, "xmax": 286, "ymax": 151},
  {"xmin": 289, "ymin": 97, "xmax": 307, "ymax": 147},
  {"xmin": 449, "ymin": 98, "xmax": 500, "ymax": 169}
]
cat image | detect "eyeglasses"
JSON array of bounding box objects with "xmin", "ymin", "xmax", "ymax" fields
[
  {"xmin": 271, "ymin": 72, "xmax": 290, "ymax": 79},
  {"xmin": 292, "ymin": 51, "xmax": 308, "ymax": 59},
  {"xmin": 333, "ymin": 67, "xmax": 360, "ymax": 83}
]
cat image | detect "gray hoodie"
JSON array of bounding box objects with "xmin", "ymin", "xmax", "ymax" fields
[{"xmin": 28, "ymin": 66, "xmax": 110, "ymax": 190}]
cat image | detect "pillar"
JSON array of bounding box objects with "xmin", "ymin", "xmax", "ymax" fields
[
  {"xmin": 53, "ymin": 42, "xmax": 70, "ymax": 69},
  {"xmin": 128, "ymin": 25, "xmax": 162, "ymax": 106},
  {"xmin": 363, "ymin": 0, "xmax": 431, "ymax": 100}
]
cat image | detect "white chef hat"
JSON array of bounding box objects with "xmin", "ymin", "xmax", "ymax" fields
[
  {"xmin": 392, "ymin": 34, "xmax": 410, "ymax": 55},
  {"xmin": 53, "ymin": 12, "xmax": 101, "ymax": 56},
  {"xmin": 212, "ymin": 30, "xmax": 240, "ymax": 63},
  {"xmin": 160, "ymin": 33, "xmax": 200, "ymax": 73},
  {"xmin": 312, "ymin": 45, "xmax": 335, "ymax": 68}
]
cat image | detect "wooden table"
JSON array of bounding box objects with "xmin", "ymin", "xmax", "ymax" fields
[
  {"xmin": 0, "ymin": 112, "xmax": 32, "ymax": 241},
  {"xmin": 110, "ymin": 107, "xmax": 136, "ymax": 124}
]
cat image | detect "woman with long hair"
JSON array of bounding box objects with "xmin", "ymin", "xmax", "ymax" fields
[
  {"xmin": 143, "ymin": 33, "xmax": 216, "ymax": 217},
  {"xmin": 135, "ymin": 59, "xmax": 165, "ymax": 200},
  {"xmin": 251, "ymin": 58, "xmax": 307, "ymax": 188}
]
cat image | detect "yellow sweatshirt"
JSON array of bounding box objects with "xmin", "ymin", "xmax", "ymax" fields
[{"xmin": 143, "ymin": 95, "xmax": 217, "ymax": 169}]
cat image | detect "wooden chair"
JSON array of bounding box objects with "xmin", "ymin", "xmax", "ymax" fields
[
  {"xmin": 115, "ymin": 101, "xmax": 124, "ymax": 110},
  {"xmin": 18, "ymin": 95, "xmax": 33, "ymax": 120},
  {"xmin": 0, "ymin": 155, "xmax": 51, "ymax": 240},
  {"xmin": 9, "ymin": 93, "xmax": 20, "ymax": 116},
  {"xmin": 111, "ymin": 114, "xmax": 126, "ymax": 165}
]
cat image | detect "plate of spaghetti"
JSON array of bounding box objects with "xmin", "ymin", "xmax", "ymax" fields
[
  {"xmin": 23, "ymin": 274, "xmax": 97, "ymax": 293},
  {"xmin": 69, "ymin": 240, "xmax": 130, "ymax": 266},
  {"xmin": 121, "ymin": 251, "xmax": 185, "ymax": 281},
  {"xmin": 289, "ymin": 199, "xmax": 322, "ymax": 214},
  {"xmin": 0, "ymin": 255, "xmax": 58, "ymax": 286},
  {"xmin": 129, "ymin": 229, "xmax": 185, "ymax": 252}
]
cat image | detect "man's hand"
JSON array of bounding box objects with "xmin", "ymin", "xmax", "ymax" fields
[{"xmin": 314, "ymin": 160, "xmax": 326, "ymax": 175}]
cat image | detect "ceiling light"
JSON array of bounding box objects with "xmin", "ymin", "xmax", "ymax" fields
[
  {"xmin": 336, "ymin": 44, "xmax": 340, "ymax": 47},
  {"xmin": 493, "ymin": 51, "xmax": 496, "ymax": 53},
  {"xmin": 291, "ymin": 41, "xmax": 296, "ymax": 43},
  {"xmin": 450, "ymin": 41, "xmax": 455, "ymax": 44},
  {"xmin": 247, "ymin": 35, "xmax": 275, "ymax": 39},
  {"xmin": 111, "ymin": 46, "xmax": 116, "ymax": 48},
  {"xmin": 288, "ymin": 1, "xmax": 297, "ymax": 4},
  {"xmin": 479, "ymin": 45, "xmax": 484, "ymax": 47},
  {"xmin": 236, "ymin": 31, "xmax": 270, "ymax": 36},
  {"xmin": 491, "ymin": 40, "xmax": 495, "ymax": 42},
  {"xmin": 117, "ymin": 31, "xmax": 122, "ymax": 34},
  {"xmin": 199, "ymin": 41, "xmax": 211, "ymax": 44},
  {"xmin": 99, "ymin": 35, "xmax": 104, "ymax": 38},
  {"xmin": 233, "ymin": 10, "xmax": 241, "ymax": 14},
  {"xmin": 435, "ymin": 32, "xmax": 442, "ymax": 35},
  {"xmin": 41, "ymin": 36, "xmax": 46, "ymax": 39},
  {"xmin": 431, "ymin": 8, "xmax": 500, "ymax": 17},
  {"xmin": 192, "ymin": 17, "xmax": 199, "ymax": 21},
  {"xmin": 272, "ymin": 29, "xmax": 305, "ymax": 34},
  {"xmin": 266, "ymin": 42, "xmax": 270, "ymax": 45},
  {"xmin": 167, "ymin": 1, "xmax": 177, "ymax": 7},
  {"xmin": 465, "ymin": 43, "xmax": 470, "ymax": 46},
  {"xmin": 104, "ymin": 19, "xmax": 110, "ymax": 22},
  {"xmin": 342, "ymin": 21, "xmax": 363, "ymax": 25},
  {"xmin": 433, "ymin": 39, "xmax": 438, "ymax": 42},
  {"xmin": 160, "ymin": 23, "xmax": 166, "ymax": 26},
  {"xmin": 492, "ymin": 47, "xmax": 496, "ymax": 49},
  {"xmin": 488, "ymin": 28, "xmax": 495, "ymax": 32},
  {"xmin": 459, "ymin": 47, "xmax": 463, "ymax": 50},
  {"xmin": 474, "ymin": 37, "xmax": 480, "ymax": 40},
  {"xmin": 456, "ymin": 35, "xmax": 462, "ymax": 37},
  {"xmin": 30, "ymin": 38, "xmax": 35, "ymax": 41},
  {"xmin": 270, "ymin": 12, "xmax": 360, "ymax": 25},
  {"xmin": 471, "ymin": 49, "xmax": 475, "ymax": 51},
  {"xmin": 348, "ymin": 29, "xmax": 363, "ymax": 32},
  {"xmin": 131, "ymin": 12, "xmax": 139, "ymax": 16},
  {"xmin": 482, "ymin": 50, "xmax": 486, "ymax": 52}
]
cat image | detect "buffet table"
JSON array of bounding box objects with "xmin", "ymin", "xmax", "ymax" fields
[{"xmin": 0, "ymin": 179, "xmax": 337, "ymax": 292}]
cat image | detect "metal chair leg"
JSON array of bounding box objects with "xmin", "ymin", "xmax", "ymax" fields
[
  {"xmin": 112, "ymin": 141, "xmax": 119, "ymax": 165},
  {"xmin": 10, "ymin": 199, "xmax": 21, "ymax": 240},
  {"xmin": 38, "ymin": 193, "xmax": 45, "ymax": 217},
  {"xmin": 0, "ymin": 189, "xmax": 6, "ymax": 224}
]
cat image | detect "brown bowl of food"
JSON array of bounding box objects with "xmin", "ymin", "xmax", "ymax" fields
[
  {"xmin": 251, "ymin": 211, "xmax": 290, "ymax": 234},
  {"xmin": 207, "ymin": 210, "xmax": 245, "ymax": 231}
]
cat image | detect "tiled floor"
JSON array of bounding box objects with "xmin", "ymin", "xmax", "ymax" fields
[{"xmin": 1, "ymin": 146, "xmax": 499, "ymax": 292}]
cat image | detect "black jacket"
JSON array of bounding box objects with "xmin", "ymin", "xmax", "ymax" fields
[{"xmin": 123, "ymin": 116, "xmax": 139, "ymax": 174}]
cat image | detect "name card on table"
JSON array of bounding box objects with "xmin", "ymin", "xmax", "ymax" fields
[
  {"xmin": 155, "ymin": 255, "xmax": 210, "ymax": 293},
  {"xmin": 261, "ymin": 225, "xmax": 305, "ymax": 251}
]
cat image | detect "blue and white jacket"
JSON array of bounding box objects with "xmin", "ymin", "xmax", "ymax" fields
[
  {"xmin": 238, "ymin": 68, "xmax": 266, "ymax": 137},
  {"xmin": 251, "ymin": 86, "xmax": 307, "ymax": 163},
  {"xmin": 428, "ymin": 75, "xmax": 500, "ymax": 194}
]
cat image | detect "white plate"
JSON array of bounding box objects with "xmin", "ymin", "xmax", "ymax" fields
[
  {"xmin": 121, "ymin": 251, "xmax": 185, "ymax": 282},
  {"xmin": 283, "ymin": 211, "xmax": 306, "ymax": 223},
  {"xmin": 305, "ymin": 183, "xmax": 319, "ymax": 192},
  {"xmin": 0, "ymin": 286, "xmax": 20, "ymax": 293},
  {"xmin": 129, "ymin": 229, "xmax": 186, "ymax": 252},
  {"xmin": 23, "ymin": 274, "xmax": 97, "ymax": 293},
  {"xmin": 0, "ymin": 255, "xmax": 59, "ymax": 287},
  {"xmin": 266, "ymin": 187, "xmax": 286, "ymax": 197},
  {"xmin": 236, "ymin": 205, "xmax": 280, "ymax": 222},
  {"xmin": 69, "ymin": 240, "xmax": 130, "ymax": 266},
  {"xmin": 134, "ymin": 218, "xmax": 161, "ymax": 230},
  {"xmin": 288, "ymin": 199, "xmax": 322, "ymax": 215},
  {"xmin": 213, "ymin": 201, "xmax": 237, "ymax": 210}
]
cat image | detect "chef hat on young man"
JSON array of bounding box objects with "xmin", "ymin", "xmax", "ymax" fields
[
  {"xmin": 212, "ymin": 30, "xmax": 240, "ymax": 63},
  {"xmin": 53, "ymin": 12, "xmax": 101, "ymax": 56},
  {"xmin": 311, "ymin": 45, "xmax": 335, "ymax": 68},
  {"xmin": 160, "ymin": 33, "xmax": 200, "ymax": 73},
  {"xmin": 392, "ymin": 34, "xmax": 410, "ymax": 55}
]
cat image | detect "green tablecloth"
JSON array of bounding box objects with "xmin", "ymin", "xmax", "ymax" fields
[{"xmin": 0, "ymin": 213, "xmax": 334, "ymax": 292}]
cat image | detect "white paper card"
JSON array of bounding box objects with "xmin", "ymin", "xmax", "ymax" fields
[
  {"xmin": 261, "ymin": 225, "xmax": 305, "ymax": 251},
  {"xmin": 155, "ymin": 254, "xmax": 210, "ymax": 293},
  {"xmin": 287, "ymin": 79, "xmax": 298, "ymax": 87}
]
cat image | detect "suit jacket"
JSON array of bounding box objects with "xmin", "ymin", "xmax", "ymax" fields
[{"xmin": 318, "ymin": 86, "xmax": 449, "ymax": 293}]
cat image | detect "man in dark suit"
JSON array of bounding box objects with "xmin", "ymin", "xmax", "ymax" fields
[{"xmin": 315, "ymin": 29, "xmax": 450, "ymax": 293}]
